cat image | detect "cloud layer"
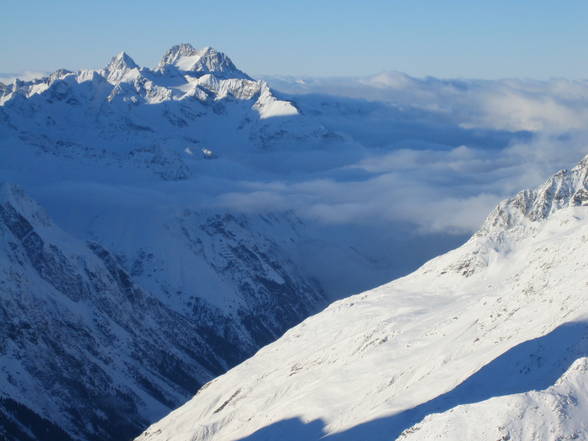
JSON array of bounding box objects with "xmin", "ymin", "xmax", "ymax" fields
[
  {"xmin": 0, "ymin": 71, "xmax": 47, "ymax": 84},
  {"xmin": 214, "ymin": 134, "xmax": 588, "ymax": 233},
  {"xmin": 219, "ymin": 74, "xmax": 588, "ymax": 234},
  {"xmin": 265, "ymin": 73, "xmax": 588, "ymax": 132}
]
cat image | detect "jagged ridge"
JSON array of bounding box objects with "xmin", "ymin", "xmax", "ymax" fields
[
  {"xmin": 0, "ymin": 183, "xmax": 327, "ymax": 441},
  {"xmin": 480, "ymin": 155, "xmax": 588, "ymax": 233},
  {"xmin": 0, "ymin": 43, "xmax": 315, "ymax": 183}
]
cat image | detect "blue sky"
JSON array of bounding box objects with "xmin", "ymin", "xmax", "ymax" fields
[{"xmin": 2, "ymin": 0, "xmax": 588, "ymax": 79}]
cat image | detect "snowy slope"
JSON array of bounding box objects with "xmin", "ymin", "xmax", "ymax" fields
[
  {"xmin": 137, "ymin": 155, "xmax": 588, "ymax": 441},
  {"xmin": 0, "ymin": 183, "xmax": 326, "ymax": 441}
]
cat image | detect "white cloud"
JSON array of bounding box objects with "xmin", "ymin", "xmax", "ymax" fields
[
  {"xmin": 0, "ymin": 71, "xmax": 47, "ymax": 84},
  {"xmin": 265, "ymin": 73, "xmax": 588, "ymax": 133},
  {"xmin": 219, "ymin": 73, "xmax": 588, "ymax": 234},
  {"xmin": 8, "ymin": 68, "xmax": 588, "ymax": 238},
  {"xmin": 214, "ymin": 132, "xmax": 588, "ymax": 234}
]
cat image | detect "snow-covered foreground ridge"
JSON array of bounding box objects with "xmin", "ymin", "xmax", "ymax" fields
[{"xmin": 138, "ymin": 155, "xmax": 588, "ymax": 441}]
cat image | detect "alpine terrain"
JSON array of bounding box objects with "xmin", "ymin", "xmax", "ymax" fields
[
  {"xmin": 0, "ymin": 44, "xmax": 338, "ymax": 441},
  {"xmin": 138, "ymin": 154, "xmax": 588, "ymax": 441}
]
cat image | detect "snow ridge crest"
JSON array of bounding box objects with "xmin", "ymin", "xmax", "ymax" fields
[
  {"xmin": 106, "ymin": 51, "xmax": 139, "ymax": 71},
  {"xmin": 156, "ymin": 43, "xmax": 250, "ymax": 79},
  {"xmin": 479, "ymin": 155, "xmax": 588, "ymax": 235},
  {"xmin": 0, "ymin": 43, "xmax": 296, "ymax": 118},
  {"xmin": 431, "ymin": 155, "xmax": 588, "ymax": 279}
]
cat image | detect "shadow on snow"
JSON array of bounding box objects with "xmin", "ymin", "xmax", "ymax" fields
[{"xmin": 237, "ymin": 320, "xmax": 588, "ymax": 441}]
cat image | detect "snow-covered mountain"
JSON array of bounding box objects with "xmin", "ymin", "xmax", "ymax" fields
[
  {"xmin": 0, "ymin": 182, "xmax": 327, "ymax": 441},
  {"xmin": 0, "ymin": 44, "xmax": 341, "ymax": 441},
  {"xmin": 137, "ymin": 154, "xmax": 588, "ymax": 441},
  {"xmin": 0, "ymin": 42, "xmax": 322, "ymax": 173}
]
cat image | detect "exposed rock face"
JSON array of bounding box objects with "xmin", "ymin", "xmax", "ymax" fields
[
  {"xmin": 480, "ymin": 156, "xmax": 588, "ymax": 233},
  {"xmin": 0, "ymin": 184, "xmax": 326, "ymax": 441},
  {"xmin": 439, "ymin": 156, "xmax": 588, "ymax": 278},
  {"xmin": 156, "ymin": 44, "xmax": 251, "ymax": 79}
]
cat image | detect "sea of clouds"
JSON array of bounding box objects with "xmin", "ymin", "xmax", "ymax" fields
[
  {"xmin": 221, "ymin": 72, "xmax": 588, "ymax": 234},
  {"xmin": 0, "ymin": 71, "xmax": 46, "ymax": 84},
  {"xmin": 5, "ymin": 67, "xmax": 588, "ymax": 294}
]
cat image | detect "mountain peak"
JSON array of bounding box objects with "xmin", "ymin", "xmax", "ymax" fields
[
  {"xmin": 156, "ymin": 43, "xmax": 250, "ymax": 79},
  {"xmin": 106, "ymin": 51, "xmax": 139, "ymax": 72},
  {"xmin": 478, "ymin": 154, "xmax": 588, "ymax": 236},
  {"xmin": 158, "ymin": 43, "xmax": 199, "ymax": 66},
  {"xmin": 104, "ymin": 51, "xmax": 140, "ymax": 83}
]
